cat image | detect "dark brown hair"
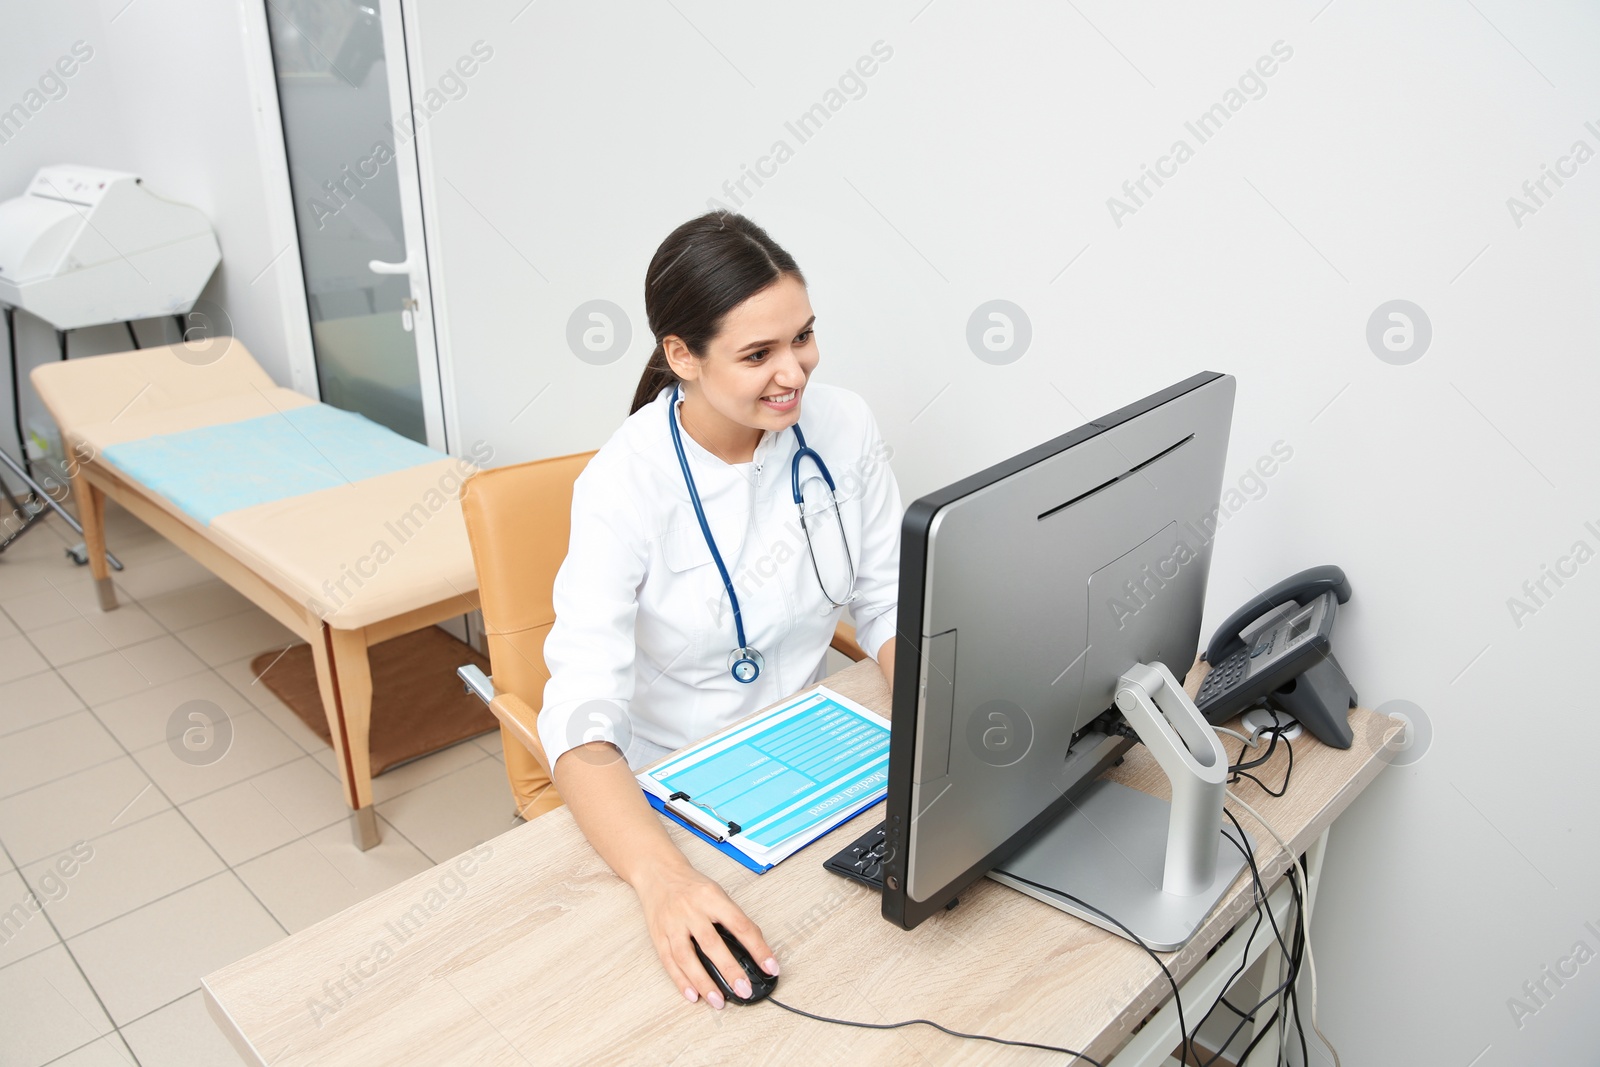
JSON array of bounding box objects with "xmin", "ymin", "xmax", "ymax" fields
[{"xmin": 629, "ymin": 211, "xmax": 805, "ymax": 415}]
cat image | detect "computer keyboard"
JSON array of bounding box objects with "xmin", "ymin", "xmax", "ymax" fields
[{"xmin": 823, "ymin": 820, "xmax": 888, "ymax": 889}]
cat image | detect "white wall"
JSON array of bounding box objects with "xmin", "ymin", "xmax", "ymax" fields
[
  {"xmin": 408, "ymin": 1, "xmax": 1600, "ymax": 1061},
  {"xmin": 0, "ymin": 0, "xmax": 307, "ymax": 467}
]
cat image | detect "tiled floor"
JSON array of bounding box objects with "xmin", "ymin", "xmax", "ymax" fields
[{"xmin": 0, "ymin": 502, "xmax": 513, "ymax": 1066}]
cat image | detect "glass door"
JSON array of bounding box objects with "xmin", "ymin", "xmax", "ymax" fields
[{"xmin": 262, "ymin": 0, "xmax": 444, "ymax": 448}]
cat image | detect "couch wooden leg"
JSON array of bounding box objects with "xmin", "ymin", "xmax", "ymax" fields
[
  {"xmin": 350, "ymin": 806, "xmax": 380, "ymax": 850},
  {"xmin": 311, "ymin": 623, "xmax": 379, "ymax": 850},
  {"xmin": 77, "ymin": 477, "xmax": 117, "ymax": 611}
]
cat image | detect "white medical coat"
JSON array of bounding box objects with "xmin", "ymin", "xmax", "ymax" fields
[{"xmin": 538, "ymin": 383, "xmax": 902, "ymax": 771}]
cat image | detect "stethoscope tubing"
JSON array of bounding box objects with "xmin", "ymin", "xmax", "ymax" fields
[
  {"xmin": 668, "ymin": 385, "xmax": 856, "ymax": 684},
  {"xmin": 667, "ymin": 386, "xmax": 752, "ymax": 653}
]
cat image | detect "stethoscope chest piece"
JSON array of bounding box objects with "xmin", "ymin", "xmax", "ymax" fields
[{"xmin": 728, "ymin": 646, "xmax": 764, "ymax": 684}]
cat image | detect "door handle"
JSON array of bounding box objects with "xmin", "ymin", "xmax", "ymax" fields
[{"xmin": 372, "ymin": 257, "xmax": 417, "ymax": 329}]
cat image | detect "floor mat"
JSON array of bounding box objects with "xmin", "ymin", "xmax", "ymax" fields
[{"xmin": 252, "ymin": 627, "xmax": 497, "ymax": 776}]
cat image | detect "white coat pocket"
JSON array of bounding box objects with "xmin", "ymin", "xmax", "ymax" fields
[{"xmin": 647, "ymin": 525, "xmax": 728, "ymax": 660}]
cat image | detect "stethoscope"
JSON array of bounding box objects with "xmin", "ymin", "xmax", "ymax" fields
[{"xmin": 668, "ymin": 384, "xmax": 857, "ymax": 684}]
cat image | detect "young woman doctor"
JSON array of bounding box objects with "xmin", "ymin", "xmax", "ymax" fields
[{"xmin": 536, "ymin": 212, "xmax": 902, "ymax": 1010}]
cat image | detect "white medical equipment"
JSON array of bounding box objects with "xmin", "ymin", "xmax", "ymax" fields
[
  {"xmin": 0, "ymin": 164, "xmax": 220, "ymax": 330},
  {"xmin": 0, "ymin": 164, "xmax": 213, "ymax": 570}
]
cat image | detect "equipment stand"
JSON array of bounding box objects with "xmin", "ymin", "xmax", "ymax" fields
[
  {"xmin": 5, "ymin": 305, "xmax": 28, "ymax": 483},
  {"xmin": 5, "ymin": 307, "xmax": 152, "ymax": 483},
  {"xmin": 0, "ymin": 444, "xmax": 123, "ymax": 574},
  {"xmin": 990, "ymin": 661, "xmax": 1251, "ymax": 951},
  {"xmin": 2, "ymin": 304, "xmax": 146, "ymax": 573}
]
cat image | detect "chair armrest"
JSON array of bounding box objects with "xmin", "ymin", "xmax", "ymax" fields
[
  {"xmin": 458, "ymin": 664, "xmax": 495, "ymax": 704},
  {"xmin": 830, "ymin": 622, "xmax": 867, "ymax": 663},
  {"xmin": 487, "ymin": 691, "xmax": 552, "ymax": 773}
]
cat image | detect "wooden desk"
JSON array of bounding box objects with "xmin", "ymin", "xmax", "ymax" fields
[{"xmin": 204, "ymin": 661, "xmax": 1398, "ymax": 1065}]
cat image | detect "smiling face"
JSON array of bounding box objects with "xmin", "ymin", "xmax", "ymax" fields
[{"xmin": 663, "ymin": 274, "xmax": 818, "ymax": 462}]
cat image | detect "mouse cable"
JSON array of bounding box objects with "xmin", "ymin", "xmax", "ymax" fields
[
  {"xmin": 1224, "ymin": 804, "xmax": 1308, "ymax": 1067},
  {"xmin": 1202, "ymin": 811, "xmax": 1299, "ymax": 1067},
  {"xmin": 992, "ymin": 875, "xmax": 1195, "ymax": 1067},
  {"xmin": 1188, "ymin": 824, "xmax": 1282, "ymax": 1044},
  {"xmin": 1204, "ymin": 819, "xmax": 1306, "ymax": 1067},
  {"xmin": 1224, "ymin": 799, "xmax": 1314, "ymax": 1067},
  {"xmin": 978, "ymin": 855, "xmax": 1292, "ymax": 1067},
  {"xmin": 965, "ymin": 823, "xmax": 1298, "ymax": 1067},
  {"xmin": 1199, "ymin": 952, "xmax": 1304, "ymax": 1067},
  {"xmin": 1212, "ymin": 995, "xmax": 1253, "ymax": 1021},
  {"xmin": 763, "ymin": 996, "xmax": 1103, "ymax": 1065},
  {"xmin": 1230, "ymin": 1007, "xmax": 1283, "ymax": 1064},
  {"xmin": 1208, "ymin": 807, "xmax": 1305, "ymax": 1065},
  {"xmin": 1187, "ymin": 884, "xmax": 1266, "ymax": 1038},
  {"xmin": 1272, "ymin": 832, "xmax": 1311, "ymax": 1067},
  {"xmin": 1225, "ymin": 792, "xmax": 1340, "ymax": 1067},
  {"xmin": 1280, "ymin": 882, "xmax": 1310, "ymax": 1067},
  {"xmin": 1044, "ymin": 825, "xmax": 1296, "ymax": 1067}
]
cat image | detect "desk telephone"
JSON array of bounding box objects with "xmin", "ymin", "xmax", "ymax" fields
[{"xmin": 1196, "ymin": 565, "xmax": 1358, "ymax": 748}]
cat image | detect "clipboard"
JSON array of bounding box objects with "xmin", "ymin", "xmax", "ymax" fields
[
  {"xmin": 637, "ymin": 685, "xmax": 891, "ymax": 872},
  {"xmin": 646, "ymin": 789, "xmax": 885, "ymax": 874}
]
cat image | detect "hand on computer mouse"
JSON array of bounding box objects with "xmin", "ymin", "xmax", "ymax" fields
[
  {"xmin": 635, "ymin": 860, "xmax": 779, "ymax": 1010},
  {"xmin": 691, "ymin": 923, "xmax": 779, "ymax": 1005}
]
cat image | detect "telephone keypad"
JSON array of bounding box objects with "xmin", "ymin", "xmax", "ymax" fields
[{"xmin": 1198, "ymin": 648, "xmax": 1251, "ymax": 702}]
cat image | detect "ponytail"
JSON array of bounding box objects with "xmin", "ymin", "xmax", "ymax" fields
[
  {"xmin": 628, "ymin": 211, "xmax": 805, "ymax": 417},
  {"xmin": 629, "ymin": 342, "xmax": 677, "ymax": 416}
]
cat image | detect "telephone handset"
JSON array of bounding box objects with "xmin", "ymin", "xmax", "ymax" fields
[{"xmin": 1197, "ymin": 565, "xmax": 1358, "ymax": 749}]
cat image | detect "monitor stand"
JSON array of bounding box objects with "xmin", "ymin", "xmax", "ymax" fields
[{"xmin": 990, "ymin": 661, "xmax": 1253, "ymax": 952}]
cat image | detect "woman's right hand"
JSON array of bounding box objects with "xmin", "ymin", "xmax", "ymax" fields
[
  {"xmin": 634, "ymin": 860, "xmax": 779, "ymax": 1009},
  {"xmin": 548, "ymin": 747, "xmax": 779, "ymax": 1009}
]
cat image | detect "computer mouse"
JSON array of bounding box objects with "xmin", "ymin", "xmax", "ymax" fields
[{"xmin": 691, "ymin": 923, "xmax": 778, "ymax": 1005}]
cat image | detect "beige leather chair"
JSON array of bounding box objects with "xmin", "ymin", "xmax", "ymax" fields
[
  {"xmin": 459, "ymin": 452, "xmax": 594, "ymax": 820},
  {"xmin": 459, "ymin": 452, "xmax": 869, "ymax": 821}
]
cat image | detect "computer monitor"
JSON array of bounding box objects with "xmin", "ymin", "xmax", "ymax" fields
[{"xmin": 880, "ymin": 371, "xmax": 1251, "ymax": 950}]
